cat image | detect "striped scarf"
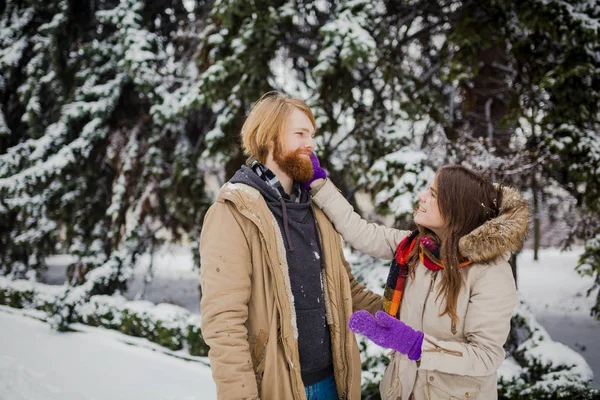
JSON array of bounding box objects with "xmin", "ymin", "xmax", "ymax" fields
[
  {"xmin": 382, "ymin": 230, "xmax": 471, "ymax": 317},
  {"xmin": 249, "ymin": 159, "xmax": 302, "ymax": 202}
]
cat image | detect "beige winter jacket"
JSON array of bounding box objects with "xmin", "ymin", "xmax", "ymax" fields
[
  {"xmin": 200, "ymin": 182, "xmax": 383, "ymax": 400},
  {"xmin": 311, "ymin": 179, "xmax": 529, "ymax": 400}
]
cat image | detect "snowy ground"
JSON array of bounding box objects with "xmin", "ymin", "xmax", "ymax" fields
[
  {"xmin": 0, "ymin": 306, "xmax": 216, "ymax": 400},
  {"xmin": 516, "ymin": 248, "xmax": 599, "ymax": 389},
  {"xmin": 43, "ymin": 246, "xmax": 202, "ymax": 314},
  {"xmin": 1, "ymin": 245, "xmax": 597, "ymax": 400}
]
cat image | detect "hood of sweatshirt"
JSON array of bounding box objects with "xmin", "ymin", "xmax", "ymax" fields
[{"xmin": 229, "ymin": 165, "xmax": 312, "ymax": 252}]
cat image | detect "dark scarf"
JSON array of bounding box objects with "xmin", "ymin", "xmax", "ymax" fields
[{"xmin": 382, "ymin": 230, "xmax": 471, "ymax": 317}]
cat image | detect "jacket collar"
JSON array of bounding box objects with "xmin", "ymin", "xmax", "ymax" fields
[{"xmin": 218, "ymin": 182, "xmax": 262, "ymax": 209}]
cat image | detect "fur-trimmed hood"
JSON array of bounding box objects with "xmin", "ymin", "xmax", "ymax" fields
[{"xmin": 458, "ymin": 185, "xmax": 530, "ymax": 263}]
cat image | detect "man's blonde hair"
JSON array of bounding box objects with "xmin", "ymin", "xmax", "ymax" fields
[{"xmin": 241, "ymin": 91, "xmax": 316, "ymax": 163}]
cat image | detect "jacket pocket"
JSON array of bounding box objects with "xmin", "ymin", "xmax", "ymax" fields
[
  {"xmin": 380, "ymin": 351, "xmax": 402, "ymax": 400},
  {"xmin": 249, "ymin": 329, "xmax": 269, "ymax": 387},
  {"xmin": 426, "ymin": 371, "xmax": 487, "ymax": 400}
]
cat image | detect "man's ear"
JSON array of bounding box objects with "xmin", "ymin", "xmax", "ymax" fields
[
  {"xmin": 268, "ymin": 137, "xmax": 281, "ymax": 161},
  {"xmin": 256, "ymin": 145, "xmax": 269, "ymax": 163}
]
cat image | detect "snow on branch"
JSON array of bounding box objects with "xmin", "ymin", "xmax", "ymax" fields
[
  {"xmin": 0, "ymin": 106, "xmax": 10, "ymax": 136},
  {"xmin": 361, "ymin": 146, "xmax": 435, "ymax": 218},
  {"xmin": 315, "ymin": 6, "xmax": 377, "ymax": 76},
  {"xmin": 0, "ymin": 118, "xmax": 108, "ymax": 192}
]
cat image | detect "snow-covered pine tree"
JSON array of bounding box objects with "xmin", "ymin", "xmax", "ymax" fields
[
  {"xmin": 1, "ymin": 0, "xmax": 598, "ymax": 338},
  {"xmin": 194, "ymin": 0, "xmax": 302, "ymax": 178},
  {"xmin": 1, "ymin": 1, "xmax": 72, "ymax": 278},
  {"xmin": 349, "ymin": 0, "xmax": 600, "ymax": 310},
  {"xmin": 0, "ymin": 0, "xmax": 212, "ymax": 329},
  {"xmin": 297, "ymin": 0, "xmax": 435, "ymax": 222},
  {"xmin": 2, "ymin": 1, "xmax": 599, "ymax": 395},
  {"xmin": 507, "ymin": 0, "xmax": 600, "ymax": 318}
]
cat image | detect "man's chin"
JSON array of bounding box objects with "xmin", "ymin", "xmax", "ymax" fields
[
  {"xmin": 290, "ymin": 167, "xmax": 313, "ymax": 183},
  {"xmin": 293, "ymin": 161, "xmax": 314, "ymax": 183}
]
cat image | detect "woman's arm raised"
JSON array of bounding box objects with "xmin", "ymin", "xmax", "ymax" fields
[{"xmin": 310, "ymin": 178, "xmax": 409, "ymax": 260}]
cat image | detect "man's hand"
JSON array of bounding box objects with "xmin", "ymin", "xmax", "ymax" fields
[{"xmin": 348, "ymin": 310, "xmax": 424, "ymax": 361}]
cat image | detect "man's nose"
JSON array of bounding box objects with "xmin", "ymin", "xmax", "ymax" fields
[{"xmin": 305, "ymin": 137, "xmax": 315, "ymax": 151}]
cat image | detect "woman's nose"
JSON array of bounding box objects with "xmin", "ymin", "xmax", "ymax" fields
[{"xmin": 417, "ymin": 191, "xmax": 426, "ymax": 202}]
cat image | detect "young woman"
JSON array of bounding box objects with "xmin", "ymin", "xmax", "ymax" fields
[{"xmin": 307, "ymin": 157, "xmax": 529, "ymax": 400}]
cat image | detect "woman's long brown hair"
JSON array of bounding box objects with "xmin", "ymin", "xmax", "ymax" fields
[{"xmin": 408, "ymin": 165, "xmax": 502, "ymax": 333}]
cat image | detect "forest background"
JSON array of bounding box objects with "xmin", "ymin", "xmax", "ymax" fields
[{"xmin": 1, "ymin": 0, "xmax": 599, "ymax": 398}]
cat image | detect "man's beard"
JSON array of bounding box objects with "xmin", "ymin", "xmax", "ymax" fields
[{"xmin": 273, "ymin": 141, "xmax": 313, "ymax": 183}]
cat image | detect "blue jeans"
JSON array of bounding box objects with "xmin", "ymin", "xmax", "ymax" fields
[{"xmin": 304, "ymin": 374, "xmax": 338, "ymax": 400}]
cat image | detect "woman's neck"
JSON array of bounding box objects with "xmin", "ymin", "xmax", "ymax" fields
[{"xmin": 430, "ymin": 228, "xmax": 447, "ymax": 243}]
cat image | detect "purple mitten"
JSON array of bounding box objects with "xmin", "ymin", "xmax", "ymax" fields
[
  {"xmin": 301, "ymin": 152, "xmax": 327, "ymax": 190},
  {"xmin": 348, "ymin": 310, "xmax": 424, "ymax": 361}
]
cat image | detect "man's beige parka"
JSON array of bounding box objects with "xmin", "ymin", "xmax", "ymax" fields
[{"xmin": 200, "ymin": 182, "xmax": 383, "ymax": 400}]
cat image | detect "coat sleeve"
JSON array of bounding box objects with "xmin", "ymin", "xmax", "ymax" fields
[
  {"xmin": 311, "ymin": 179, "xmax": 409, "ymax": 260},
  {"xmin": 200, "ymin": 201, "xmax": 259, "ymax": 400},
  {"xmin": 418, "ymin": 261, "xmax": 518, "ymax": 377}
]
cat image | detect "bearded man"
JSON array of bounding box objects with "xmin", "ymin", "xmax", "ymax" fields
[{"xmin": 200, "ymin": 92, "xmax": 382, "ymax": 400}]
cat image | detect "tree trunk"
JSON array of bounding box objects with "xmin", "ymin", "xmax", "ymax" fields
[
  {"xmin": 532, "ymin": 170, "xmax": 540, "ymax": 261},
  {"xmin": 509, "ymin": 253, "xmax": 518, "ymax": 289},
  {"xmin": 467, "ymin": 42, "xmax": 514, "ymax": 156}
]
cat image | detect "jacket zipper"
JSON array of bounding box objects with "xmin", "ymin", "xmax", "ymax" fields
[
  {"xmin": 317, "ymin": 213, "xmax": 349, "ymax": 400},
  {"xmin": 421, "ymin": 270, "xmax": 463, "ymax": 358},
  {"xmin": 422, "ymin": 270, "xmax": 437, "ymax": 324},
  {"xmin": 330, "ymin": 228, "xmax": 349, "ymax": 400},
  {"xmin": 248, "ymin": 211, "xmax": 304, "ymax": 399}
]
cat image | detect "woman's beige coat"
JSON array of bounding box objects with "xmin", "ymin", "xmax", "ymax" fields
[
  {"xmin": 311, "ymin": 179, "xmax": 529, "ymax": 400},
  {"xmin": 200, "ymin": 182, "xmax": 383, "ymax": 400}
]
